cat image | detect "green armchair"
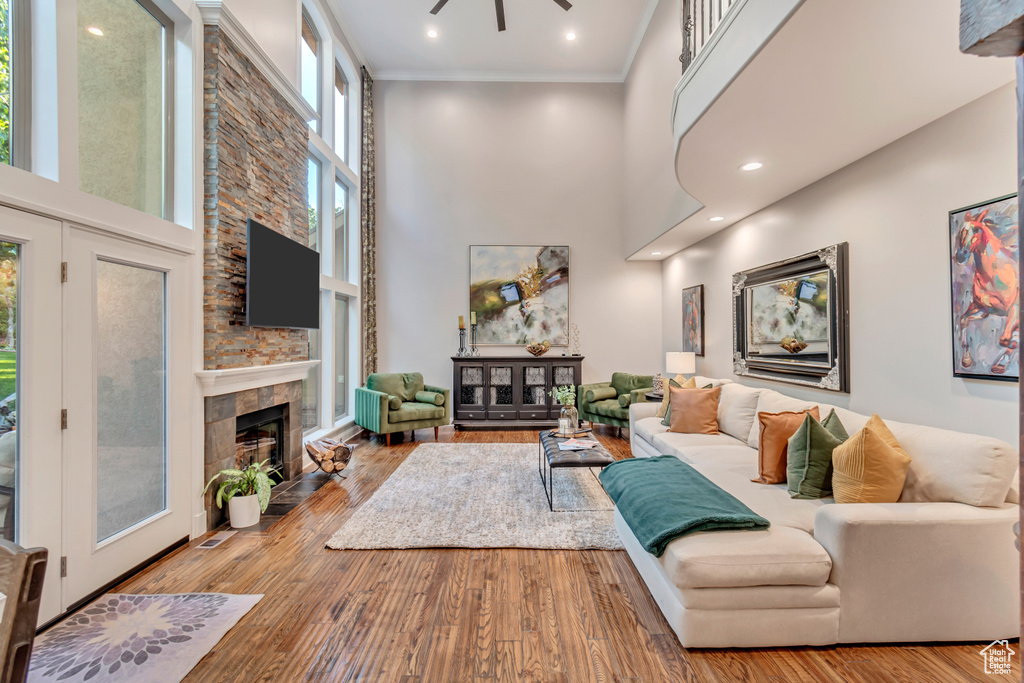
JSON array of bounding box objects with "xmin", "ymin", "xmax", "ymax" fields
[
  {"xmin": 577, "ymin": 372, "xmax": 654, "ymax": 433},
  {"xmin": 355, "ymin": 372, "xmax": 450, "ymax": 446}
]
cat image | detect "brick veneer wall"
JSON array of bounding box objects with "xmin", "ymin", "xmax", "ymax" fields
[{"xmin": 203, "ymin": 26, "xmax": 310, "ymax": 369}]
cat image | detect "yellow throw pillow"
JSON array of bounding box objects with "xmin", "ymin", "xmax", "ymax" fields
[
  {"xmin": 832, "ymin": 415, "xmax": 912, "ymax": 503},
  {"xmin": 655, "ymin": 375, "xmax": 695, "ymax": 418}
]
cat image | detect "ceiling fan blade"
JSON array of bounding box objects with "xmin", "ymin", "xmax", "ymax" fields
[
  {"xmin": 495, "ymin": 0, "xmax": 506, "ymax": 31},
  {"xmin": 429, "ymin": 0, "xmax": 450, "ymax": 15},
  {"xmin": 552, "ymin": 0, "xmax": 572, "ymax": 10}
]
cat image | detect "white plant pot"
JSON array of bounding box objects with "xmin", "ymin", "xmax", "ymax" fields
[{"xmin": 228, "ymin": 494, "xmax": 261, "ymax": 528}]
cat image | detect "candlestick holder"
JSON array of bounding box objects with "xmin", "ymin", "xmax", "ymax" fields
[
  {"xmin": 470, "ymin": 323, "xmax": 480, "ymax": 356},
  {"xmin": 457, "ymin": 328, "xmax": 469, "ymax": 357}
]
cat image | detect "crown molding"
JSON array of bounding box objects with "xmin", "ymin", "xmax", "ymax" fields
[
  {"xmin": 195, "ymin": 1, "xmax": 319, "ymax": 124},
  {"xmin": 196, "ymin": 360, "xmax": 321, "ymax": 397},
  {"xmin": 619, "ymin": 0, "xmax": 660, "ymax": 82},
  {"xmin": 372, "ymin": 70, "xmax": 624, "ymax": 84}
]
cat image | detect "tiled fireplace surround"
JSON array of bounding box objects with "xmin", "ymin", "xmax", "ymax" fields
[{"xmin": 202, "ymin": 380, "xmax": 305, "ymax": 529}]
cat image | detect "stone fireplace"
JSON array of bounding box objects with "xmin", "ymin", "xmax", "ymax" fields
[
  {"xmin": 202, "ymin": 379, "xmax": 305, "ymax": 529},
  {"xmin": 197, "ymin": 19, "xmax": 318, "ymax": 530}
]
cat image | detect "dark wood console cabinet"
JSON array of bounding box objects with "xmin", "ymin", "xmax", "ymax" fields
[{"xmin": 451, "ymin": 356, "xmax": 584, "ymax": 428}]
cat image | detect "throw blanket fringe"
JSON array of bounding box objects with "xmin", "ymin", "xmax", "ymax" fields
[{"xmin": 600, "ymin": 456, "xmax": 770, "ymax": 557}]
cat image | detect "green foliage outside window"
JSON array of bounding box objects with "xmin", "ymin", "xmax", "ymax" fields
[{"xmin": 0, "ymin": 0, "xmax": 11, "ymax": 166}]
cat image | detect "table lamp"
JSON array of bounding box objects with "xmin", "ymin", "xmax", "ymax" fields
[{"xmin": 666, "ymin": 351, "xmax": 696, "ymax": 377}]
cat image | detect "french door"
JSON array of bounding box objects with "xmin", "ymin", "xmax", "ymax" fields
[
  {"xmin": 63, "ymin": 228, "xmax": 191, "ymax": 609},
  {"xmin": 0, "ymin": 205, "xmax": 192, "ymax": 624},
  {"xmin": 0, "ymin": 206, "xmax": 63, "ymax": 622}
]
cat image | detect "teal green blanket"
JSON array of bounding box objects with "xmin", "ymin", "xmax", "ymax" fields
[{"xmin": 599, "ymin": 456, "xmax": 770, "ymax": 557}]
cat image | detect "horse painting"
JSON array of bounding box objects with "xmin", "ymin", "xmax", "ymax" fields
[{"xmin": 950, "ymin": 197, "xmax": 1019, "ymax": 379}]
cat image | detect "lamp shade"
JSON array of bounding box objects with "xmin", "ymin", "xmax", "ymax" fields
[{"xmin": 666, "ymin": 351, "xmax": 696, "ymax": 375}]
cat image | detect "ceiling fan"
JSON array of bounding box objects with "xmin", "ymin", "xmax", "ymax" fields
[{"xmin": 429, "ymin": 0, "xmax": 573, "ymax": 33}]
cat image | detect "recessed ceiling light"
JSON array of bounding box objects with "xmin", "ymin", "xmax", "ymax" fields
[
  {"xmin": 741, "ymin": 161, "xmax": 763, "ymax": 171},
  {"xmin": 87, "ymin": 26, "xmax": 104, "ymax": 36},
  {"xmin": 427, "ymin": 29, "xmax": 438, "ymax": 38},
  {"xmin": 566, "ymin": 32, "xmax": 576, "ymax": 41},
  {"xmin": 709, "ymin": 216, "xmax": 725, "ymax": 222},
  {"xmin": 651, "ymin": 251, "xmax": 662, "ymax": 256}
]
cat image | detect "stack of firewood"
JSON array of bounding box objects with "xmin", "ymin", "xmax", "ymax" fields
[{"xmin": 304, "ymin": 439, "xmax": 354, "ymax": 476}]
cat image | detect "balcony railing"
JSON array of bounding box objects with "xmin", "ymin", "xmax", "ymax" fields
[{"xmin": 680, "ymin": 0, "xmax": 738, "ymax": 73}]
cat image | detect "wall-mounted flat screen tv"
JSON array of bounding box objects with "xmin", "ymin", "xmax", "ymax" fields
[{"xmin": 246, "ymin": 219, "xmax": 320, "ymax": 329}]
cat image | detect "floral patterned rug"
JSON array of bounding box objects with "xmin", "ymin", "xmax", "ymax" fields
[{"xmin": 27, "ymin": 593, "xmax": 262, "ymax": 683}]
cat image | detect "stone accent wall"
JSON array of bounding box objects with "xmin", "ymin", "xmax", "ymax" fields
[
  {"xmin": 203, "ymin": 26, "xmax": 310, "ymax": 369},
  {"xmin": 203, "ymin": 380, "xmax": 304, "ymax": 529}
]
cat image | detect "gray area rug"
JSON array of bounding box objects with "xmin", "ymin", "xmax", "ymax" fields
[
  {"xmin": 326, "ymin": 442, "xmax": 621, "ymax": 550},
  {"xmin": 28, "ymin": 593, "xmax": 262, "ymax": 683}
]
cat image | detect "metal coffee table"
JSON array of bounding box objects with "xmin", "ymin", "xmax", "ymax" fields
[{"xmin": 538, "ymin": 430, "xmax": 616, "ymax": 512}]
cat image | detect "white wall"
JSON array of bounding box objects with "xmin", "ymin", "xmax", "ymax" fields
[
  {"xmin": 622, "ymin": 0, "xmax": 703, "ymax": 258},
  {"xmin": 375, "ymin": 80, "xmax": 663, "ymax": 388},
  {"xmin": 662, "ymin": 83, "xmax": 1018, "ymax": 444},
  {"xmin": 224, "ymin": 0, "xmax": 299, "ymax": 88}
]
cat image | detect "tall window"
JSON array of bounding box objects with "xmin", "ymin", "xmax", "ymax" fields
[
  {"xmin": 303, "ymin": 329, "xmax": 319, "ymax": 432},
  {"xmin": 333, "ymin": 64, "xmax": 347, "ymax": 162},
  {"xmin": 300, "ymin": 9, "xmax": 320, "ymax": 131},
  {"xmin": 334, "ymin": 295, "xmax": 348, "ymax": 420},
  {"xmin": 77, "ymin": 0, "xmax": 173, "ymax": 219},
  {"xmin": 0, "ymin": 0, "xmax": 13, "ymax": 166},
  {"xmin": 307, "ymin": 156, "xmax": 320, "ymax": 251},
  {"xmin": 334, "ymin": 179, "xmax": 347, "ymax": 281}
]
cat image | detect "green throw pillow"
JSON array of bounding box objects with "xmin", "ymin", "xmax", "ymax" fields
[
  {"xmin": 660, "ymin": 381, "xmax": 714, "ymax": 426},
  {"xmin": 388, "ymin": 395, "xmax": 402, "ymax": 410},
  {"xmin": 787, "ymin": 409, "xmax": 848, "ymax": 499},
  {"xmin": 618, "ymin": 394, "xmax": 631, "ymax": 408}
]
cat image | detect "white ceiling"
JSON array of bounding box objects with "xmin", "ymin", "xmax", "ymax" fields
[
  {"xmin": 330, "ymin": 0, "xmax": 658, "ymax": 81},
  {"xmin": 635, "ymin": 0, "xmax": 1015, "ymax": 260}
]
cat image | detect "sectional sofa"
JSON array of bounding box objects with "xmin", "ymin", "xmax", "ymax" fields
[{"xmin": 622, "ymin": 377, "xmax": 1019, "ymax": 648}]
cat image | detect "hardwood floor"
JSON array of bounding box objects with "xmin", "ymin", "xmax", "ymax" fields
[{"xmin": 108, "ymin": 427, "xmax": 1018, "ymax": 682}]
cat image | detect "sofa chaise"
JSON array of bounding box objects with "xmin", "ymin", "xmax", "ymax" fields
[{"xmin": 621, "ymin": 376, "xmax": 1019, "ymax": 648}]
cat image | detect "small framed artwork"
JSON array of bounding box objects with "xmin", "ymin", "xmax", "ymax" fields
[
  {"xmin": 949, "ymin": 194, "xmax": 1018, "ymax": 381},
  {"xmin": 681, "ymin": 285, "xmax": 705, "ymax": 357},
  {"xmin": 733, "ymin": 243, "xmax": 850, "ymax": 392}
]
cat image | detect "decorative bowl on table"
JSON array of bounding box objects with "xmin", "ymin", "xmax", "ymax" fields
[{"xmin": 525, "ymin": 340, "xmax": 551, "ymax": 357}]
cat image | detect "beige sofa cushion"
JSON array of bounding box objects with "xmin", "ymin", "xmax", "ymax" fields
[
  {"xmin": 717, "ymin": 383, "xmax": 762, "ymax": 441},
  {"xmin": 747, "ymin": 391, "xmax": 820, "ymax": 449},
  {"xmin": 651, "ymin": 432, "xmax": 747, "ymax": 461},
  {"xmin": 883, "ymin": 420, "xmax": 1017, "ymax": 508},
  {"xmin": 634, "ymin": 416, "xmax": 669, "ymax": 446},
  {"xmin": 659, "ymin": 525, "xmax": 833, "ymax": 589}
]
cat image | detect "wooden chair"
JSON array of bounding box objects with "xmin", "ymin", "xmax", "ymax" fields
[{"xmin": 0, "ymin": 539, "xmax": 47, "ymax": 683}]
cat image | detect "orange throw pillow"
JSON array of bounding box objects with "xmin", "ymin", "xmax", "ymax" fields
[
  {"xmin": 753, "ymin": 408, "xmax": 821, "ymax": 484},
  {"xmin": 668, "ymin": 385, "xmax": 721, "ymax": 435},
  {"xmin": 832, "ymin": 414, "xmax": 912, "ymax": 503}
]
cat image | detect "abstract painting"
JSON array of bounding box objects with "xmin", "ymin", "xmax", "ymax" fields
[
  {"xmin": 681, "ymin": 285, "xmax": 704, "ymax": 356},
  {"xmin": 746, "ymin": 271, "xmax": 830, "ymax": 358},
  {"xmin": 733, "ymin": 244, "xmax": 849, "ymax": 392},
  {"xmin": 470, "ymin": 246, "xmax": 570, "ymax": 346},
  {"xmin": 950, "ymin": 195, "xmax": 1019, "ymax": 381}
]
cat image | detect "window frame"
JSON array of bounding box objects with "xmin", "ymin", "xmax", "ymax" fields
[
  {"xmin": 5, "ymin": 0, "xmax": 31, "ymax": 170},
  {"xmin": 299, "ymin": 7, "xmax": 322, "ymax": 133},
  {"xmin": 76, "ymin": 0, "xmax": 176, "ymax": 221},
  {"xmin": 333, "ymin": 62, "xmax": 347, "ymax": 164}
]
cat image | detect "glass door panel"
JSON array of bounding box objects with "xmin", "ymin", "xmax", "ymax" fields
[
  {"xmin": 522, "ymin": 366, "xmax": 547, "ymax": 406},
  {"xmin": 0, "ymin": 242, "xmax": 19, "ymax": 543},
  {"xmin": 488, "ymin": 365, "xmax": 513, "ymax": 407},
  {"xmin": 95, "ymin": 261, "xmax": 166, "ymax": 542},
  {"xmin": 460, "ymin": 366, "xmax": 484, "ymax": 408},
  {"xmin": 551, "ymin": 365, "xmax": 578, "ymax": 418}
]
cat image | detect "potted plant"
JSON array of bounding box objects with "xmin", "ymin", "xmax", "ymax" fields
[
  {"xmin": 549, "ymin": 385, "xmax": 578, "ymax": 436},
  {"xmin": 204, "ymin": 459, "xmax": 276, "ymax": 528}
]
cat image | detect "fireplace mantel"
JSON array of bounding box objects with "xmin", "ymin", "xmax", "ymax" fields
[{"xmin": 196, "ymin": 360, "xmax": 320, "ymax": 397}]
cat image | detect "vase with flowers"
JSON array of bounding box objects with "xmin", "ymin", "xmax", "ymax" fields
[{"xmin": 549, "ymin": 385, "xmax": 578, "ymax": 436}]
